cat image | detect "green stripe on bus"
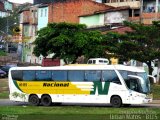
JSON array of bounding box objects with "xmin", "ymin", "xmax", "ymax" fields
[
  {"xmin": 90, "ymin": 82, "xmax": 110, "ymax": 95},
  {"xmin": 13, "ymin": 80, "xmax": 23, "ymax": 92}
]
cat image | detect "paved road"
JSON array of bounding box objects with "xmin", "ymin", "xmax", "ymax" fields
[{"xmin": 0, "ymin": 99, "xmax": 160, "ymax": 108}]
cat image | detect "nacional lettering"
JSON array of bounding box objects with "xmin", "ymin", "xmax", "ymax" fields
[{"xmin": 43, "ymin": 82, "xmax": 69, "ymax": 87}]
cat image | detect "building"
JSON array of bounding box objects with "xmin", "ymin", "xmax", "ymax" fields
[
  {"xmin": 48, "ymin": 0, "xmax": 114, "ymax": 23},
  {"xmin": 79, "ymin": 6, "xmax": 130, "ymax": 27},
  {"xmin": 19, "ymin": 4, "xmax": 38, "ymax": 63},
  {"xmin": 20, "ymin": 0, "xmax": 115, "ymax": 64},
  {"xmin": 0, "ymin": 0, "xmax": 13, "ymax": 18},
  {"xmin": 141, "ymin": 0, "xmax": 160, "ymax": 24},
  {"xmin": 38, "ymin": 4, "xmax": 48, "ymax": 30}
]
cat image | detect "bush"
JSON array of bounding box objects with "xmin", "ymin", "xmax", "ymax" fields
[{"xmin": 0, "ymin": 50, "xmax": 7, "ymax": 56}]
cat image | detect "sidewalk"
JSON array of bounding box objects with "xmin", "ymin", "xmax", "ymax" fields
[{"xmin": 152, "ymin": 100, "xmax": 160, "ymax": 104}]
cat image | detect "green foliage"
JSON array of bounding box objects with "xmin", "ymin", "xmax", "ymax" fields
[
  {"xmin": 0, "ymin": 50, "xmax": 7, "ymax": 56},
  {"xmin": 33, "ymin": 22, "xmax": 105, "ymax": 63},
  {"xmin": 104, "ymin": 21, "xmax": 160, "ymax": 74}
]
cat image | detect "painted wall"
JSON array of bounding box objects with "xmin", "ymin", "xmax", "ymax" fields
[
  {"xmin": 104, "ymin": 10, "xmax": 129, "ymax": 24},
  {"xmin": 80, "ymin": 10, "xmax": 129, "ymax": 27},
  {"xmin": 0, "ymin": 11, "xmax": 7, "ymax": 17},
  {"xmin": 105, "ymin": 1, "xmax": 140, "ymax": 9},
  {"xmin": 4, "ymin": 1, "xmax": 13, "ymax": 11},
  {"xmin": 38, "ymin": 6, "xmax": 48, "ymax": 30},
  {"xmin": 80, "ymin": 14, "xmax": 104, "ymax": 27},
  {"xmin": 23, "ymin": 25, "xmax": 30, "ymax": 37}
]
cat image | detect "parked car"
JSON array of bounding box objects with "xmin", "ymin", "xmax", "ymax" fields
[
  {"xmin": 0, "ymin": 64, "xmax": 17, "ymax": 75},
  {"xmin": 0, "ymin": 69, "xmax": 7, "ymax": 78}
]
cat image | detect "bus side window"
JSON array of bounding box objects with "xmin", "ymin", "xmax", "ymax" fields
[
  {"xmin": 85, "ymin": 70, "xmax": 101, "ymax": 81},
  {"xmin": 68, "ymin": 70, "xmax": 84, "ymax": 81},
  {"xmin": 36, "ymin": 70, "xmax": 51, "ymax": 81},
  {"xmin": 23, "ymin": 71, "xmax": 36, "ymax": 81},
  {"xmin": 102, "ymin": 70, "xmax": 121, "ymax": 84},
  {"xmin": 93, "ymin": 60, "xmax": 96, "ymax": 64},
  {"xmin": 88, "ymin": 60, "xmax": 92, "ymax": 64},
  {"xmin": 52, "ymin": 70, "xmax": 67, "ymax": 81},
  {"xmin": 11, "ymin": 70, "xmax": 23, "ymax": 81}
]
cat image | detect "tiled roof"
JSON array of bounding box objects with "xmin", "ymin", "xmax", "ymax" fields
[
  {"xmin": 107, "ymin": 26, "xmax": 133, "ymax": 34},
  {"xmin": 79, "ymin": 6, "xmax": 130, "ymax": 17}
]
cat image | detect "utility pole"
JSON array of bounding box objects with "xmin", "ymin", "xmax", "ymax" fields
[
  {"xmin": 6, "ymin": 17, "xmax": 9, "ymax": 52},
  {"xmin": 155, "ymin": 0, "xmax": 160, "ymax": 83},
  {"xmin": 140, "ymin": 0, "xmax": 143, "ymax": 24}
]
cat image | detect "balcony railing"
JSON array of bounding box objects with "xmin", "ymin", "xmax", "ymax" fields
[
  {"xmin": 30, "ymin": 17, "xmax": 38, "ymax": 25},
  {"xmin": 129, "ymin": 13, "xmax": 160, "ymax": 24},
  {"xmin": 105, "ymin": 1, "xmax": 140, "ymax": 8},
  {"xmin": 128, "ymin": 17, "xmax": 140, "ymax": 22},
  {"xmin": 141, "ymin": 13, "xmax": 160, "ymax": 24}
]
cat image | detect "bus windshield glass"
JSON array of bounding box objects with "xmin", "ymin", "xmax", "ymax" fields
[{"xmin": 119, "ymin": 70, "xmax": 150, "ymax": 94}]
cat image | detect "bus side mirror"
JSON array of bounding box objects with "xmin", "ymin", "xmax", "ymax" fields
[{"xmin": 148, "ymin": 75, "xmax": 156, "ymax": 84}]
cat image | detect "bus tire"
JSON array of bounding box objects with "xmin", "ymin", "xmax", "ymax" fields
[
  {"xmin": 29, "ymin": 94, "xmax": 40, "ymax": 106},
  {"xmin": 111, "ymin": 96, "xmax": 122, "ymax": 108},
  {"xmin": 41, "ymin": 95, "xmax": 52, "ymax": 106}
]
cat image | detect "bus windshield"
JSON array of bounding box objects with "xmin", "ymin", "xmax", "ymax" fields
[{"xmin": 119, "ymin": 70, "xmax": 150, "ymax": 94}]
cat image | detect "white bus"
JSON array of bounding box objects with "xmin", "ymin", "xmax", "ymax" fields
[{"xmin": 8, "ymin": 65, "xmax": 153, "ymax": 107}]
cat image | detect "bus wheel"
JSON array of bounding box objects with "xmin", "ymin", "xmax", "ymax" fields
[
  {"xmin": 29, "ymin": 94, "xmax": 40, "ymax": 106},
  {"xmin": 41, "ymin": 95, "xmax": 52, "ymax": 106},
  {"xmin": 111, "ymin": 96, "xmax": 122, "ymax": 108}
]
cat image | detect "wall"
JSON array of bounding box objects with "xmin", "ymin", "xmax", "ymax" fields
[
  {"xmin": 105, "ymin": 0, "xmax": 140, "ymax": 9},
  {"xmin": 38, "ymin": 6, "xmax": 48, "ymax": 30},
  {"xmin": 0, "ymin": 1, "xmax": 9, "ymax": 17},
  {"xmin": 20, "ymin": 11, "xmax": 30, "ymax": 24},
  {"xmin": 0, "ymin": 11, "xmax": 6, "ymax": 17},
  {"xmin": 4, "ymin": 1, "xmax": 13, "ymax": 11},
  {"xmin": 104, "ymin": 10, "xmax": 129, "ymax": 24},
  {"xmin": 79, "ymin": 14, "xmax": 104, "ymax": 27},
  {"xmin": 48, "ymin": 0, "xmax": 113, "ymax": 23}
]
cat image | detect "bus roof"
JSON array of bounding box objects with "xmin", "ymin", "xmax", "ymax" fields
[{"xmin": 9, "ymin": 64, "xmax": 145, "ymax": 72}]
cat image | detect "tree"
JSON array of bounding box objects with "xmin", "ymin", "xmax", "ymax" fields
[
  {"xmin": 104, "ymin": 21, "xmax": 160, "ymax": 75},
  {"xmin": 33, "ymin": 22, "xmax": 105, "ymax": 64}
]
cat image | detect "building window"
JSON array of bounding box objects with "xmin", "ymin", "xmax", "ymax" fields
[
  {"xmin": 41, "ymin": 9, "xmax": 43, "ymax": 17},
  {"xmin": 45, "ymin": 9, "xmax": 47, "ymax": 17}
]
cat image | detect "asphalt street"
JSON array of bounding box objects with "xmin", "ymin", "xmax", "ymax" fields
[{"xmin": 0, "ymin": 99, "xmax": 160, "ymax": 108}]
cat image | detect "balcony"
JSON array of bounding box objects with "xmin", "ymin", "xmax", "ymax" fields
[
  {"xmin": 30, "ymin": 17, "xmax": 38, "ymax": 25},
  {"xmin": 21, "ymin": 16, "xmax": 30, "ymax": 24},
  {"xmin": 105, "ymin": 0, "xmax": 140, "ymax": 9},
  {"xmin": 129, "ymin": 13, "xmax": 160, "ymax": 24},
  {"xmin": 141, "ymin": 13, "xmax": 160, "ymax": 24},
  {"xmin": 20, "ymin": 11, "xmax": 30, "ymax": 24},
  {"xmin": 128, "ymin": 16, "xmax": 140, "ymax": 23}
]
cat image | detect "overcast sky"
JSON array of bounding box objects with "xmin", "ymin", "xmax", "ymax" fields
[{"xmin": 8, "ymin": 0, "xmax": 33, "ymax": 4}]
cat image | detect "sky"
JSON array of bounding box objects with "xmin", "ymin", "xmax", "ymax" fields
[{"xmin": 8, "ymin": 0, "xmax": 33, "ymax": 4}]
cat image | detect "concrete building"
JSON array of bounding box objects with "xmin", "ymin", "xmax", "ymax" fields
[
  {"xmin": 19, "ymin": 4, "xmax": 39, "ymax": 63},
  {"xmin": 0, "ymin": 0, "xmax": 13, "ymax": 18},
  {"xmin": 38, "ymin": 4, "xmax": 48, "ymax": 30},
  {"xmin": 48, "ymin": 0, "xmax": 114, "ymax": 23},
  {"xmin": 79, "ymin": 6, "xmax": 130, "ymax": 27}
]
